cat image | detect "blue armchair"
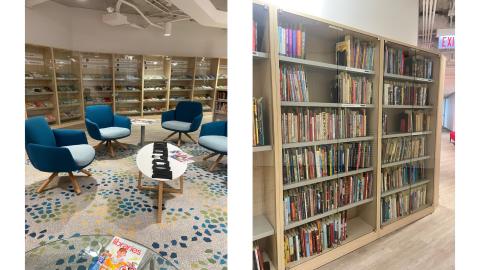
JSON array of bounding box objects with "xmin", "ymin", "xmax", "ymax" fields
[
  {"xmin": 25, "ymin": 117, "xmax": 95, "ymax": 194},
  {"xmin": 85, "ymin": 105, "xmax": 131, "ymax": 157},
  {"xmin": 161, "ymin": 101, "xmax": 203, "ymax": 146},
  {"xmin": 198, "ymin": 121, "xmax": 227, "ymax": 172}
]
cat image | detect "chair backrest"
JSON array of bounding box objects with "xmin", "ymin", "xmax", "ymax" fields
[
  {"xmin": 175, "ymin": 101, "xmax": 203, "ymax": 123},
  {"xmin": 85, "ymin": 105, "xmax": 114, "ymax": 129},
  {"xmin": 25, "ymin": 117, "xmax": 56, "ymax": 153},
  {"xmin": 224, "ymin": 121, "xmax": 228, "ymax": 136}
]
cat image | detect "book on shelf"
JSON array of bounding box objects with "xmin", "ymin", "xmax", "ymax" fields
[
  {"xmin": 278, "ymin": 24, "xmax": 305, "ymax": 59},
  {"xmin": 284, "ymin": 210, "xmax": 347, "ymax": 263},
  {"xmin": 398, "ymin": 110, "xmax": 430, "ymax": 133},
  {"xmin": 382, "ymin": 113, "xmax": 387, "ymax": 135},
  {"xmin": 280, "ymin": 64, "xmax": 308, "ymax": 102},
  {"xmin": 336, "ymin": 35, "xmax": 375, "ymax": 70},
  {"xmin": 253, "ymin": 14, "xmax": 257, "ymax": 52},
  {"xmin": 384, "ymin": 46, "xmax": 433, "ymax": 79},
  {"xmin": 252, "ymin": 241, "xmax": 265, "ymax": 270},
  {"xmin": 381, "ymin": 136, "xmax": 426, "ymax": 164},
  {"xmin": 331, "ymin": 72, "xmax": 373, "ymax": 104},
  {"xmin": 383, "ymin": 81, "xmax": 428, "ymax": 106},
  {"xmin": 381, "ymin": 161, "xmax": 426, "ymax": 192},
  {"xmin": 283, "ymin": 171, "xmax": 373, "ymax": 225},
  {"xmin": 281, "ymin": 107, "xmax": 367, "ymax": 143},
  {"xmin": 88, "ymin": 236, "xmax": 147, "ymax": 270},
  {"xmin": 282, "ymin": 142, "xmax": 371, "ymax": 184},
  {"xmin": 253, "ymin": 97, "xmax": 264, "ymax": 147},
  {"xmin": 381, "ymin": 184, "xmax": 427, "ymax": 223}
]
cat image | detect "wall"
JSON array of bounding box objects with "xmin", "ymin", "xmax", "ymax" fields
[
  {"xmin": 25, "ymin": 1, "xmax": 227, "ymax": 57},
  {"xmin": 262, "ymin": 0, "xmax": 419, "ymax": 46},
  {"xmin": 444, "ymin": 93, "xmax": 455, "ymax": 131}
]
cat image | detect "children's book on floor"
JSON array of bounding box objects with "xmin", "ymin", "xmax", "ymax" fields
[{"xmin": 89, "ymin": 236, "xmax": 147, "ymax": 270}]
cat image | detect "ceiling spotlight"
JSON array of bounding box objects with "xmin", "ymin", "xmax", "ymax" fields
[{"xmin": 164, "ymin": 22, "xmax": 172, "ymax": 36}]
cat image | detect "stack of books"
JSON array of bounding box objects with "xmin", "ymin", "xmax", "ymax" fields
[
  {"xmin": 280, "ymin": 65, "xmax": 308, "ymax": 102},
  {"xmin": 381, "ymin": 136, "xmax": 426, "ymax": 164},
  {"xmin": 383, "ymin": 81, "xmax": 428, "ymax": 106},
  {"xmin": 381, "ymin": 184, "xmax": 427, "ymax": 222},
  {"xmin": 253, "ymin": 97, "xmax": 264, "ymax": 146},
  {"xmin": 381, "ymin": 161, "xmax": 426, "ymax": 192}
]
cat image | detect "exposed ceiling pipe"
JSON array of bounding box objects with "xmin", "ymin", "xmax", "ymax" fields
[
  {"xmin": 169, "ymin": 0, "xmax": 227, "ymax": 28},
  {"xmin": 423, "ymin": 0, "xmax": 426, "ymax": 47},
  {"xmin": 426, "ymin": 0, "xmax": 431, "ymax": 49},
  {"xmin": 428, "ymin": 0, "xmax": 438, "ymax": 48},
  {"xmin": 116, "ymin": 0, "xmax": 164, "ymax": 29},
  {"xmin": 152, "ymin": 0, "xmax": 173, "ymax": 15},
  {"xmin": 144, "ymin": 0, "xmax": 173, "ymax": 16}
]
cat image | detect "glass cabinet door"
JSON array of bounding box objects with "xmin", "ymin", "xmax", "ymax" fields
[
  {"xmin": 25, "ymin": 44, "xmax": 58, "ymax": 126},
  {"xmin": 81, "ymin": 52, "xmax": 114, "ymax": 114},
  {"xmin": 113, "ymin": 54, "xmax": 143, "ymax": 117},
  {"xmin": 143, "ymin": 55, "xmax": 170, "ymax": 117},
  {"xmin": 169, "ymin": 56, "xmax": 195, "ymax": 111},
  {"xmin": 194, "ymin": 57, "xmax": 218, "ymax": 112}
]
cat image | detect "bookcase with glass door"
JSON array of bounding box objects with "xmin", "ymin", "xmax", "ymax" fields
[
  {"xmin": 142, "ymin": 54, "xmax": 171, "ymax": 118},
  {"xmin": 251, "ymin": 2, "xmax": 445, "ymax": 270},
  {"xmin": 194, "ymin": 57, "xmax": 218, "ymax": 113},
  {"xmin": 113, "ymin": 53, "xmax": 143, "ymax": 117},
  {"xmin": 214, "ymin": 57, "xmax": 228, "ymax": 121}
]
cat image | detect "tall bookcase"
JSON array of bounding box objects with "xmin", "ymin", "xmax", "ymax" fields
[
  {"xmin": 214, "ymin": 57, "xmax": 228, "ymax": 121},
  {"xmin": 194, "ymin": 57, "xmax": 218, "ymax": 112},
  {"xmin": 251, "ymin": 2, "xmax": 445, "ymax": 270}
]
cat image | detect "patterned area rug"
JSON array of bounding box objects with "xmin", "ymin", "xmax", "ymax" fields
[{"xmin": 25, "ymin": 141, "xmax": 228, "ymax": 270}]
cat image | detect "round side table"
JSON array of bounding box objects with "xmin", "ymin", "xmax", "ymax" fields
[
  {"xmin": 136, "ymin": 143, "xmax": 187, "ymax": 222},
  {"xmin": 131, "ymin": 119, "xmax": 158, "ymax": 146}
]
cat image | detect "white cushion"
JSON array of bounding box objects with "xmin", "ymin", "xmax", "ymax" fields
[
  {"xmin": 62, "ymin": 144, "xmax": 95, "ymax": 167},
  {"xmin": 199, "ymin": 135, "xmax": 227, "ymax": 153},
  {"xmin": 99, "ymin": 127, "xmax": 130, "ymax": 139},
  {"xmin": 162, "ymin": 120, "xmax": 191, "ymax": 132}
]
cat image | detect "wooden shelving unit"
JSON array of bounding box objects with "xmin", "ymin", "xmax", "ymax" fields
[
  {"xmin": 213, "ymin": 57, "xmax": 228, "ymax": 121},
  {"xmin": 251, "ymin": 2, "xmax": 444, "ymax": 270}
]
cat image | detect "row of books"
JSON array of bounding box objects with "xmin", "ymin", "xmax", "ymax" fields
[
  {"xmin": 398, "ymin": 110, "xmax": 431, "ymax": 133},
  {"xmin": 331, "ymin": 72, "xmax": 373, "ymax": 104},
  {"xmin": 218, "ymin": 74, "xmax": 228, "ymax": 79},
  {"xmin": 194, "ymin": 85, "xmax": 213, "ymax": 90},
  {"xmin": 381, "ymin": 136, "xmax": 426, "ymax": 165},
  {"xmin": 383, "ymin": 81, "xmax": 428, "ymax": 106},
  {"xmin": 195, "ymin": 75, "xmax": 215, "ymax": 80},
  {"xmin": 169, "ymin": 96, "xmax": 190, "ymax": 101},
  {"xmin": 383, "ymin": 46, "xmax": 433, "ymax": 79},
  {"xmin": 26, "ymin": 101, "xmax": 54, "ymax": 108},
  {"xmin": 215, "ymin": 101, "xmax": 227, "ymax": 113},
  {"xmin": 25, "ymin": 86, "xmax": 53, "ymax": 93},
  {"xmin": 203, "ymin": 104, "xmax": 212, "ymax": 110},
  {"xmin": 252, "ymin": 241, "xmax": 266, "ymax": 270},
  {"xmin": 144, "ymin": 75, "xmax": 166, "ymax": 80},
  {"xmin": 283, "ymin": 172, "xmax": 373, "ymax": 225},
  {"xmin": 42, "ymin": 114, "xmax": 56, "ymax": 121},
  {"xmin": 25, "ymin": 71, "xmax": 50, "ymax": 78},
  {"xmin": 381, "ymin": 161, "xmax": 426, "ymax": 192},
  {"xmin": 116, "ymin": 108, "xmax": 140, "ymax": 113},
  {"xmin": 172, "ymin": 86, "xmax": 192, "ymax": 90},
  {"xmin": 282, "ymin": 142, "xmax": 372, "ymax": 184},
  {"xmin": 59, "ymin": 98, "xmax": 80, "ymax": 105},
  {"xmin": 193, "ymin": 95, "xmax": 212, "ymax": 100},
  {"xmin": 145, "ymin": 86, "xmax": 167, "ymax": 91},
  {"xmin": 116, "ymin": 97, "xmax": 140, "ymax": 102},
  {"xmin": 60, "ymin": 110, "xmax": 81, "ymax": 118},
  {"xmin": 115, "ymin": 75, "xmax": 141, "ymax": 80},
  {"xmin": 336, "ymin": 35, "xmax": 375, "ymax": 70},
  {"xmin": 281, "ymin": 108, "xmax": 368, "ymax": 143},
  {"xmin": 83, "ymin": 74, "xmax": 112, "ymax": 79},
  {"xmin": 284, "ymin": 210, "xmax": 347, "ymax": 264},
  {"xmin": 381, "ymin": 185, "xmax": 427, "ymax": 223},
  {"xmin": 84, "ymin": 86, "xmax": 113, "ymax": 91},
  {"xmin": 171, "ymin": 75, "xmax": 192, "ymax": 80},
  {"xmin": 278, "ymin": 24, "xmax": 306, "ymax": 59},
  {"xmin": 217, "ymin": 85, "xmax": 228, "ymax": 89},
  {"xmin": 280, "ymin": 65, "xmax": 308, "ymax": 102},
  {"xmin": 58, "ymin": 86, "xmax": 79, "ymax": 92},
  {"xmin": 217, "ymin": 91, "xmax": 227, "ymax": 100},
  {"xmin": 85, "ymin": 97, "xmax": 111, "ymax": 103},
  {"xmin": 253, "ymin": 97, "xmax": 264, "ymax": 146},
  {"xmin": 144, "ymin": 106, "xmax": 166, "ymax": 112}
]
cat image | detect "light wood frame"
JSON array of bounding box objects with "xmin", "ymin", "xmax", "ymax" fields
[
  {"xmin": 251, "ymin": 2, "xmax": 445, "ymax": 270},
  {"xmin": 36, "ymin": 169, "xmax": 92, "ymax": 195}
]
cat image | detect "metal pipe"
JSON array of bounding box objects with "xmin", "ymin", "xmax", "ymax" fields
[
  {"xmin": 116, "ymin": 0, "xmax": 164, "ymax": 29},
  {"xmin": 144, "ymin": 0, "xmax": 168, "ymax": 15},
  {"xmin": 429, "ymin": 0, "xmax": 438, "ymax": 48},
  {"xmin": 152, "ymin": 0, "xmax": 173, "ymax": 15},
  {"xmin": 423, "ymin": 0, "xmax": 426, "ymax": 46}
]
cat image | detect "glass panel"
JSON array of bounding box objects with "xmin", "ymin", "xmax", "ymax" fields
[
  {"xmin": 215, "ymin": 58, "xmax": 228, "ymax": 121},
  {"xmin": 114, "ymin": 53, "xmax": 143, "ymax": 116},
  {"xmin": 25, "ymin": 44, "xmax": 58, "ymax": 125},
  {"xmin": 170, "ymin": 56, "xmax": 195, "ymax": 110},
  {"xmin": 253, "ymin": 3, "xmax": 268, "ymax": 54},
  {"xmin": 81, "ymin": 52, "xmax": 114, "ymax": 114},
  {"xmin": 143, "ymin": 55, "xmax": 169, "ymax": 116},
  {"xmin": 194, "ymin": 57, "xmax": 217, "ymax": 112}
]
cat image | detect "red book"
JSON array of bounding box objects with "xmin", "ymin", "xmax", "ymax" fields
[
  {"xmin": 291, "ymin": 201, "xmax": 296, "ymax": 221},
  {"xmin": 257, "ymin": 247, "xmax": 264, "ymax": 270},
  {"xmin": 297, "ymin": 29, "xmax": 302, "ymax": 58},
  {"xmin": 330, "ymin": 220, "xmax": 334, "ymax": 246},
  {"xmin": 301, "ymin": 228, "xmax": 306, "ymax": 257}
]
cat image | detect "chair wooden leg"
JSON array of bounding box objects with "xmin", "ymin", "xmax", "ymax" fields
[
  {"xmin": 203, "ymin": 152, "xmax": 219, "ymax": 160},
  {"xmin": 105, "ymin": 141, "xmax": 109, "ymax": 147},
  {"xmin": 184, "ymin": 133, "xmax": 197, "ymax": 144},
  {"xmin": 210, "ymin": 154, "xmax": 224, "ymax": 172},
  {"xmin": 114, "ymin": 140, "xmax": 128, "ymax": 150},
  {"xmin": 138, "ymin": 170, "xmax": 143, "ymax": 190},
  {"xmin": 178, "ymin": 133, "xmax": 182, "ymax": 147},
  {"xmin": 157, "ymin": 181, "xmax": 164, "ymax": 223},
  {"xmin": 163, "ymin": 131, "xmax": 177, "ymax": 141},
  {"xmin": 94, "ymin": 141, "xmax": 105, "ymax": 150},
  {"xmin": 36, "ymin": 173, "xmax": 58, "ymax": 193},
  {"xmin": 79, "ymin": 169, "xmax": 92, "ymax": 176},
  {"xmin": 67, "ymin": 172, "xmax": 82, "ymax": 194},
  {"xmin": 109, "ymin": 141, "xmax": 114, "ymax": 157}
]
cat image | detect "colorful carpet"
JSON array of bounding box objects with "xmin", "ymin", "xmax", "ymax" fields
[{"xmin": 25, "ymin": 141, "xmax": 228, "ymax": 270}]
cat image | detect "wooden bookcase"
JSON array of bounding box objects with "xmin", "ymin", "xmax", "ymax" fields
[
  {"xmin": 214, "ymin": 57, "xmax": 228, "ymax": 121},
  {"xmin": 251, "ymin": 2, "xmax": 445, "ymax": 270},
  {"xmin": 113, "ymin": 53, "xmax": 143, "ymax": 117},
  {"xmin": 194, "ymin": 57, "xmax": 218, "ymax": 113},
  {"xmin": 142, "ymin": 54, "xmax": 171, "ymax": 118}
]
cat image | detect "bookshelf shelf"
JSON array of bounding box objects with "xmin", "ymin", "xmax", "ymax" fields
[
  {"xmin": 170, "ymin": 79, "xmax": 192, "ymax": 81},
  {"xmin": 143, "ymin": 100, "xmax": 167, "ymax": 103},
  {"xmin": 27, "ymin": 106, "xmax": 55, "ymax": 111},
  {"xmin": 59, "ymin": 103, "xmax": 81, "ymax": 108},
  {"xmin": 25, "ymin": 92, "xmax": 55, "ymax": 96},
  {"xmin": 25, "ymin": 77, "xmax": 53, "ymax": 80},
  {"xmin": 170, "ymin": 89, "xmax": 192, "ymax": 92},
  {"xmin": 381, "ymin": 179, "xmax": 431, "ymax": 197},
  {"xmin": 252, "ymin": 145, "xmax": 273, "ymax": 152},
  {"xmin": 144, "ymin": 90, "xmax": 168, "ymax": 92},
  {"xmin": 116, "ymin": 101, "xmax": 141, "ymax": 104},
  {"xmin": 381, "ymin": 156, "xmax": 431, "ymax": 168},
  {"xmin": 82, "ymin": 78, "xmax": 112, "ymax": 81},
  {"xmin": 383, "ymin": 73, "xmax": 434, "ymax": 83},
  {"xmin": 84, "ymin": 102, "xmax": 113, "ymax": 105},
  {"xmin": 281, "ymin": 101, "xmax": 375, "ymax": 108},
  {"xmin": 60, "ymin": 115, "xmax": 82, "ymax": 121},
  {"xmin": 143, "ymin": 79, "xmax": 167, "ymax": 81},
  {"xmin": 116, "ymin": 90, "xmax": 141, "ymax": 93},
  {"xmin": 279, "ymin": 56, "xmax": 376, "ymax": 76},
  {"xmin": 382, "ymin": 131, "xmax": 432, "ymax": 139},
  {"xmin": 194, "ymin": 88, "xmax": 214, "ymax": 91},
  {"xmin": 58, "ymin": 91, "xmax": 81, "ymax": 94},
  {"xmin": 216, "ymin": 88, "xmax": 228, "ymax": 91},
  {"xmin": 283, "ymin": 167, "xmax": 375, "ymax": 190},
  {"xmin": 195, "ymin": 78, "xmax": 215, "ymax": 81},
  {"xmin": 382, "ymin": 105, "xmax": 434, "ymax": 109},
  {"xmin": 282, "ymin": 136, "xmax": 375, "ymax": 149},
  {"xmin": 381, "ymin": 204, "xmax": 432, "ymax": 227},
  {"xmin": 143, "ymin": 110, "xmax": 166, "ymax": 114},
  {"xmin": 284, "ymin": 198, "xmax": 374, "ymax": 230},
  {"xmin": 84, "ymin": 91, "xmax": 113, "ymax": 93},
  {"xmin": 253, "ymin": 215, "xmax": 275, "ymax": 241},
  {"xmin": 56, "ymin": 78, "xmax": 80, "ymax": 81}
]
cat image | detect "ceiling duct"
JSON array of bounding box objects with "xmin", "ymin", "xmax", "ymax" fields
[{"xmin": 169, "ymin": 0, "xmax": 227, "ymax": 28}]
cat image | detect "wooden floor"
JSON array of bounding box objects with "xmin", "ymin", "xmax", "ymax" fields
[{"xmin": 317, "ymin": 129, "xmax": 455, "ymax": 270}]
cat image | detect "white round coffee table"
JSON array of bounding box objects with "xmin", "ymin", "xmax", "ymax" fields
[
  {"xmin": 136, "ymin": 143, "xmax": 187, "ymax": 222},
  {"xmin": 131, "ymin": 119, "xmax": 158, "ymax": 146}
]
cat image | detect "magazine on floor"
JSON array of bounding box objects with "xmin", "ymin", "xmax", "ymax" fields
[{"xmin": 89, "ymin": 236, "xmax": 147, "ymax": 270}]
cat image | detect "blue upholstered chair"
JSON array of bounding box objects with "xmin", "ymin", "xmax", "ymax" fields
[
  {"xmin": 85, "ymin": 105, "xmax": 131, "ymax": 157},
  {"xmin": 161, "ymin": 101, "xmax": 203, "ymax": 146},
  {"xmin": 25, "ymin": 117, "xmax": 95, "ymax": 194},
  {"xmin": 198, "ymin": 121, "xmax": 227, "ymax": 172}
]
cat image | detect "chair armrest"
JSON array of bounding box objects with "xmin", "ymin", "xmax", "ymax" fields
[
  {"xmin": 200, "ymin": 121, "xmax": 226, "ymax": 137},
  {"xmin": 114, "ymin": 115, "xmax": 131, "ymax": 130},
  {"xmin": 189, "ymin": 113, "xmax": 203, "ymax": 133},
  {"xmin": 27, "ymin": 144, "xmax": 80, "ymax": 172},
  {"xmin": 85, "ymin": 118, "xmax": 104, "ymax": 141},
  {"xmin": 53, "ymin": 129, "xmax": 88, "ymax": 147},
  {"xmin": 161, "ymin": 110, "xmax": 175, "ymax": 123}
]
